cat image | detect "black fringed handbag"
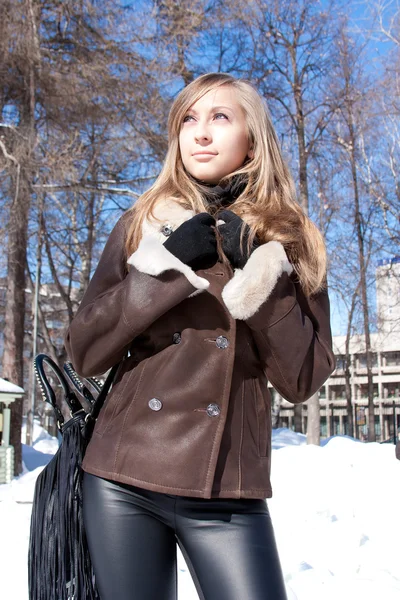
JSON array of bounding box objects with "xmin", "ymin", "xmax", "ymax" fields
[{"xmin": 28, "ymin": 354, "xmax": 120, "ymax": 600}]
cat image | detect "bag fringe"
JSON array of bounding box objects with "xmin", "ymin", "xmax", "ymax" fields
[{"xmin": 28, "ymin": 413, "xmax": 99, "ymax": 600}]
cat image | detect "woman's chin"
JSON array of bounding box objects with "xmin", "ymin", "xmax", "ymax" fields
[{"xmin": 193, "ymin": 175, "xmax": 221, "ymax": 185}]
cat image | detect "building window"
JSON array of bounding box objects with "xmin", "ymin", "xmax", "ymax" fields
[
  {"xmin": 384, "ymin": 352, "xmax": 400, "ymax": 367},
  {"xmin": 333, "ymin": 415, "xmax": 340, "ymax": 435},
  {"xmin": 335, "ymin": 355, "xmax": 346, "ymax": 370},
  {"xmin": 387, "ymin": 413, "xmax": 400, "ymax": 438},
  {"xmin": 358, "ymin": 383, "xmax": 379, "ymax": 399},
  {"xmin": 356, "ymin": 353, "xmax": 378, "ymax": 369},
  {"xmin": 384, "ymin": 383, "xmax": 400, "ymax": 399},
  {"xmin": 330, "ymin": 385, "xmax": 346, "ymax": 400},
  {"xmin": 279, "ymin": 416, "xmax": 289, "ymax": 429}
]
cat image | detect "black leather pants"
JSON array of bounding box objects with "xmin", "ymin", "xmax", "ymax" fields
[{"xmin": 82, "ymin": 473, "xmax": 288, "ymax": 600}]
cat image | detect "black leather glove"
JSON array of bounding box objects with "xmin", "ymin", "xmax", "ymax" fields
[
  {"xmin": 217, "ymin": 210, "xmax": 258, "ymax": 269},
  {"xmin": 164, "ymin": 212, "xmax": 218, "ymax": 271}
]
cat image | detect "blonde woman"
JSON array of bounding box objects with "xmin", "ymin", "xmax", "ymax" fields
[{"xmin": 66, "ymin": 73, "xmax": 335, "ymax": 600}]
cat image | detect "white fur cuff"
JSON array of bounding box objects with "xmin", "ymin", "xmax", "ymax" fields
[
  {"xmin": 221, "ymin": 241, "xmax": 293, "ymax": 320},
  {"xmin": 127, "ymin": 236, "xmax": 210, "ymax": 291}
]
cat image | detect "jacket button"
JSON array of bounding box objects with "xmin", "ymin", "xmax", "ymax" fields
[
  {"xmin": 206, "ymin": 403, "xmax": 221, "ymax": 417},
  {"xmin": 148, "ymin": 398, "xmax": 163, "ymax": 411},
  {"xmin": 161, "ymin": 224, "xmax": 173, "ymax": 237},
  {"xmin": 216, "ymin": 336, "xmax": 229, "ymax": 349},
  {"xmin": 172, "ymin": 332, "xmax": 182, "ymax": 344}
]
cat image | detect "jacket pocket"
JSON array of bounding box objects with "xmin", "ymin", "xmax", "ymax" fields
[
  {"xmin": 252, "ymin": 378, "xmax": 269, "ymax": 457},
  {"xmin": 94, "ymin": 356, "xmax": 139, "ymax": 436}
]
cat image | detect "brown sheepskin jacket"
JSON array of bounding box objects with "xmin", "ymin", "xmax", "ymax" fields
[{"xmin": 65, "ymin": 200, "xmax": 335, "ymax": 499}]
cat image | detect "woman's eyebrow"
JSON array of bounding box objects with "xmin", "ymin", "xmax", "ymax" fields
[{"xmin": 186, "ymin": 105, "xmax": 235, "ymax": 115}]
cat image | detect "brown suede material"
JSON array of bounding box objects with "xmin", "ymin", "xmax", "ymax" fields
[{"xmin": 65, "ymin": 213, "xmax": 335, "ymax": 499}]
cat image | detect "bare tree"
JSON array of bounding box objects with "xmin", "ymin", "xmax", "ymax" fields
[
  {"xmin": 0, "ymin": 0, "xmax": 149, "ymax": 472},
  {"xmin": 328, "ymin": 23, "xmax": 385, "ymax": 441},
  {"xmin": 0, "ymin": 0, "xmax": 39, "ymax": 473}
]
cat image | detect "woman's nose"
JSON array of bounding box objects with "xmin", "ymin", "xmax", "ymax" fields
[{"xmin": 194, "ymin": 120, "xmax": 211, "ymax": 142}]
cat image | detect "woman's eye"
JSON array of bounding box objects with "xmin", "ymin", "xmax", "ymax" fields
[
  {"xmin": 183, "ymin": 114, "xmax": 195, "ymax": 123},
  {"xmin": 214, "ymin": 112, "xmax": 228, "ymax": 120}
]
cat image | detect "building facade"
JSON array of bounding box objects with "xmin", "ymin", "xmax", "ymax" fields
[
  {"xmin": 277, "ymin": 333, "xmax": 400, "ymax": 441},
  {"xmin": 276, "ymin": 257, "xmax": 400, "ymax": 441}
]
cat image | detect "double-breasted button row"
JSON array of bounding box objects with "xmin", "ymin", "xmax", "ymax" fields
[
  {"xmin": 148, "ymin": 398, "xmax": 220, "ymax": 418},
  {"xmin": 173, "ymin": 333, "xmax": 228, "ymax": 348}
]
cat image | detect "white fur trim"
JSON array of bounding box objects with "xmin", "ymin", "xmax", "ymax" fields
[
  {"xmin": 221, "ymin": 241, "xmax": 293, "ymax": 320},
  {"xmin": 142, "ymin": 199, "xmax": 195, "ymax": 243},
  {"xmin": 128, "ymin": 236, "xmax": 210, "ymax": 291}
]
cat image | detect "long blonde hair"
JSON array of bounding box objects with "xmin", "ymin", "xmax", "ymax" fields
[{"xmin": 125, "ymin": 73, "xmax": 326, "ymax": 296}]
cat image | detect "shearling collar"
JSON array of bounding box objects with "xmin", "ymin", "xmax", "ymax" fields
[{"xmin": 135, "ymin": 194, "xmax": 293, "ymax": 320}]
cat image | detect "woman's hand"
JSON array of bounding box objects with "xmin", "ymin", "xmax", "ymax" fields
[
  {"xmin": 217, "ymin": 210, "xmax": 258, "ymax": 270},
  {"xmin": 164, "ymin": 213, "xmax": 218, "ymax": 271}
]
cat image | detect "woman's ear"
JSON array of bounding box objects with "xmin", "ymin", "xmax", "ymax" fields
[{"xmin": 247, "ymin": 146, "xmax": 254, "ymax": 159}]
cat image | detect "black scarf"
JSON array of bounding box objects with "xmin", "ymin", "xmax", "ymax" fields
[{"xmin": 197, "ymin": 175, "xmax": 248, "ymax": 210}]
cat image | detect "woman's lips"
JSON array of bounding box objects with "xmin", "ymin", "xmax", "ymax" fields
[
  {"xmin": 192, "ymin": 151, "xmax": 217, "ymax": 156},
  {"xmin": 192, "ymin": 152, "xmax": 217, "ymax": 160}
]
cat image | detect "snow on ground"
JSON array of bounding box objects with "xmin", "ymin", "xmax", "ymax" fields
[{"xmin": 1, "ymin": 423, "xmax": 399, "ymax": 599}]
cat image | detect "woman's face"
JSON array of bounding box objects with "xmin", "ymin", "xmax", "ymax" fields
[{"xmin": 178, "ymin": 86, "xmax": 252, "ymax": 185}]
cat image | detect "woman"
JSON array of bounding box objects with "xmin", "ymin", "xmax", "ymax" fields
[{"xmin": 65, "ymin": 72, "xmax": 335, "ymax": 600}]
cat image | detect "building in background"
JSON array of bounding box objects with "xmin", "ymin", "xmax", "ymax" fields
[{"xmin": 276, "ymin": 257, "xmax": 400, "ymax": 441}]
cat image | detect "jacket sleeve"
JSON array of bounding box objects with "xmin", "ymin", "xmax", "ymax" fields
[
  {"xmin": 65, "ymin": 213, "xmax": 210, "ymax": 377},
  {"xmin": 221, "ymin": 241, "xmax": 335, "ymax": 404}
]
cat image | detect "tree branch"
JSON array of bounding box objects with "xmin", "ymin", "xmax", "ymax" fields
[{"xmin": 32, "ymin": 183, "xmax": 140, "ymax": 197}]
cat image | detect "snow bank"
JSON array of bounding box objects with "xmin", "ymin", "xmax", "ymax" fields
[{"xmin": 269, "ymin": 434, "xmax": 400, "ymax": 599}]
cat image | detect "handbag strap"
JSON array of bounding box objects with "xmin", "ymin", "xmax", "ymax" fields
[
  {"xmin": 34, "ymin": 353, "xmax": 123, "ymax": 429},
  {"xmin": 34, "ymin": 354, "xmax": 86, "ymax": 428}
]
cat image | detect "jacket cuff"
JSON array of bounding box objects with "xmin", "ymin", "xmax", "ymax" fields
[
  {"xmin": 127, "ymin": 236, "xmax": 210, "ymax": 292},
  {"xmin": 221, "ymin": 241, "xmax": 293, "ymax": 320}
]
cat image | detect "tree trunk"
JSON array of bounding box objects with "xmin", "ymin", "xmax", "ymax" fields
[
  {"xmin": 293, "ymin": 404, "xmax": 303, "ymax": 432},
  {"xmin": 80, "ymin": 190, "xmax": 96, "ymax": 293},
  {"xmin": 307, "ymin": 392, "xmax": 321, "ymax": 445},
  {"xmin": 344, "ymin": 290, "xmax": 358, "ymax": 438},
  {"xmin": 2, "ymin": 0, "xmax": 38, "ymax": 473},
  {"xmin": 348, "ymin": 119, "xmax": 376, "ymax": 442},
  {"xmin": 292, "ymin": 55, "xmax": 320, "ymax": 442},
  {"xmin": 344, "ymin": 356, "xmax": 354, "ymax": 438},
  {"xmin": 2, "ymin": 174, "xmax": 31, "ymax": 474}
]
